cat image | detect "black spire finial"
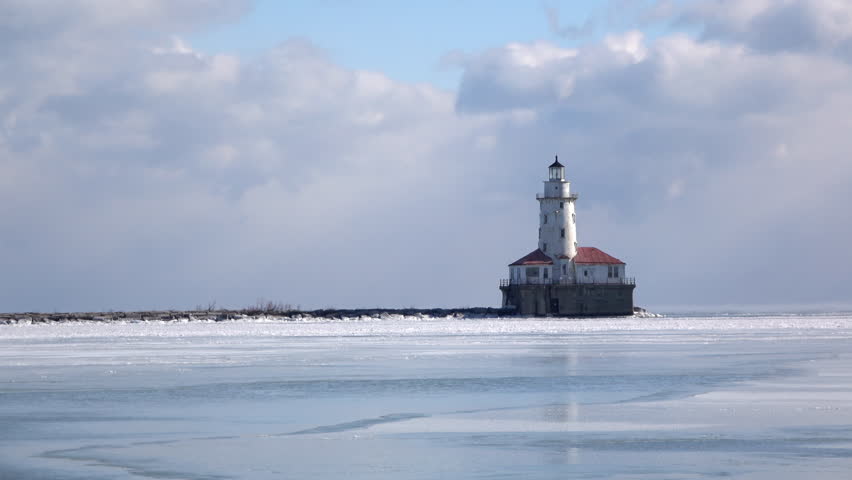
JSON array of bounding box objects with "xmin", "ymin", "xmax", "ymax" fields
[{"xmin": 549, "ymin": 155, "xmax": 564, "ymax": 168}]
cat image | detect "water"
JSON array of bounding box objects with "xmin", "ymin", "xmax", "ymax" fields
[{"xmin": 1, "ymin": 314, "xmax": 852, "ymax": 479}]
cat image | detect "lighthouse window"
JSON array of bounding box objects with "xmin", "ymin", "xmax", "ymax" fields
[
  {"xmin": 526, "ymin": 267, "xmax": 539, "ymax": 278},
  {"xmin": 608, "ymin": 266, "xmax": 613, "ymax": 278},
  {"xmin": 543, "ymin": 214, "xmax": 548, "ymax": 224},
  {"xmin": 572, "ymin": 213, "xmax": 575, "ymax": 224},
  {"xmin": 584, "ymin": 269, "xmax": 588, "ymax": 277},
  {"xmin": 543, "ymin": 243, "xmax": 547, "ymax": 252},
  {"xmin": 559, "ymin": 202, "xmax": 564, "ymax": 208},
  {"xmin": 561, "ymin": 264, "xmax": 566, "ymax": 274},
  {"xmin": 543, "ymin": 269, "xmax": 549, "ymax": 279},
  {"xmin": 560, "ymin": 228, "xmax": 565, "ymax": 238}
]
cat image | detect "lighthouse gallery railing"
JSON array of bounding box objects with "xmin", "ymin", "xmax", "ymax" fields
[{"xmin": 536, "ymin": 193, "xmax": 579, "ymax": 200}]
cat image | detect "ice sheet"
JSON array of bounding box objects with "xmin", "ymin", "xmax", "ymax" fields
[
  {"xmin": 1, "ymin": 314, "xmax": 851, "ymax": 479},
  {"xmin": 3, "ymin": 313, "xmax": 852, "ymax": 340}
]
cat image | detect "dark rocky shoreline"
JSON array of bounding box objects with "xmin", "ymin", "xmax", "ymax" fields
[{"xmin": 0, "ymin": 307, "xmax": 517, "ymax": 325}]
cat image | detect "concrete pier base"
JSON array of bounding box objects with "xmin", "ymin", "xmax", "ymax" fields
[{"xmin": 500, "ymin": 284, "xmax": 635, "ymax": 316}]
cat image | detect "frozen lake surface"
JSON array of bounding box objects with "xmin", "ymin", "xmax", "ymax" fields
[{"xmin": 2, "ymin": 314, "xmax": 852, "ymax": 479}]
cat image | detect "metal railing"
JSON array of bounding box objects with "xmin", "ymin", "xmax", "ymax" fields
[
  {"xmin": 500, "ymin": 277, "xmax": 635, "ymax": 287},
  {"xmin": 536, "ymin": 193, "xmax": 579, "ymax": 200}
]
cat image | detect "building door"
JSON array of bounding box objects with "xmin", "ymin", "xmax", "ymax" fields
[{"xmin": 550, "ymin": 298, "xmax": 559, "ymax": 314}]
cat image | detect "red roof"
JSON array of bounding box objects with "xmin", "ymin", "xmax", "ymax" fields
[
  {"xmin": 574, "ymin": 247, "xmax": 624, "ymax": 265},
  {"xmin": 509, "ymin": 249, "xmax": 553, "ymax": 266},
  {"xmin": 562, "ymin": 246, "xmax": 625, "ymax": 265}
]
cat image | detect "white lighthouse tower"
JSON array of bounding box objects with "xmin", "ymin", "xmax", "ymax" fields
[
  {"xmin": 538, "ymin": 156, "xmax": 577, "ymax": 261},
  {"xmin": 537, "ymin": 156, "xmax": 578, "ymax": 283}
]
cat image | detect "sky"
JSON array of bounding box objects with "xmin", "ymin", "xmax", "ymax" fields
[
  {"xmin": 2, "ymin": 0, "xmax": 852, "ymax": 313},
  {"xmin": 189, "ymin": 0, "xmax": 620, "ymax": 88}
]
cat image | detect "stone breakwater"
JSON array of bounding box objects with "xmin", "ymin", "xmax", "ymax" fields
[{"xmin": 0, "ymin": 307, "xmax": 517, "ymax": 325}]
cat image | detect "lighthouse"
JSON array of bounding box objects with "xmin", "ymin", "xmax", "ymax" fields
[
  {"xmin": 500, "ymin": 157, "xmax": 636, "ymax": 316},
  {"xmin": 538, "ymin": 156, "xmax": 578, "ymax": 273}
]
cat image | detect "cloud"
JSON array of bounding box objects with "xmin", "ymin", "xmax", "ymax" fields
[
  {"xmin": 455, "ymin": 42, "xmax": 579, "ymax": 112},
  {"xmin": 677, "ymin": 0, "xmax": 852, "ymax": 59},
  {"xmin": 0, "ymin": 1, "xmax": 524, "ymax": 311},
  {"xmin": 2, "ymin": 0, "xmax": 852, "ymax": 312},
  {"xmin": 544, "ymin": 5, "xmax": 596, "ymax": 39}
]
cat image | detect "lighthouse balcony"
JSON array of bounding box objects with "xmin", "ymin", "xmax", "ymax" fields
[
  {"xmin": 536, "ymin": 192, "xmax": 579, "ymax": 200},
  {"xmin": 500, "ymin": 277, "xmax": 635, "ymax": 287}
]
